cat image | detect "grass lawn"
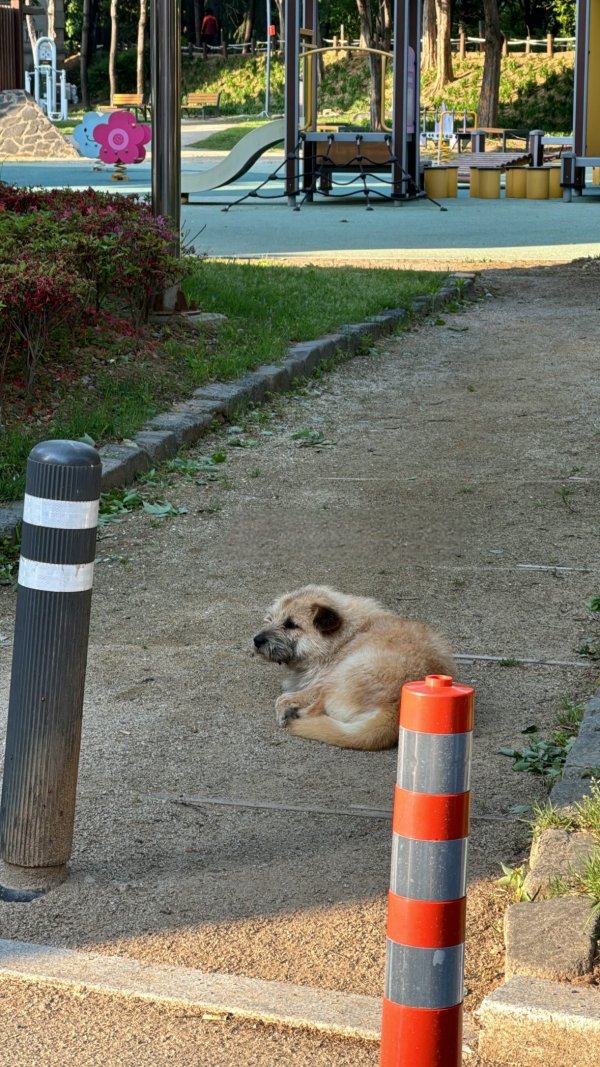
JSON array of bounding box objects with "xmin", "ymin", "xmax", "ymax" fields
[
  {"xmin": 0, "ymin": 260, "xmax": 444, "ymax": 504},
  {"xmin": 188, "ymin": 121, "xmax": 281, "ymax": 151}
]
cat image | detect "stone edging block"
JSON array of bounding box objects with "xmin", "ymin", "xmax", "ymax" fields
[
  {"xmin": 504, "ymin": 895, "xmax": 599, "ymax": 981},
  {"xmin": 550, "ymin": 689, "xmax": 600, "ymax": 807},
  {"xmin": 485, "ymin": 687, "xmax": 600, "ymax": 1063},
  {"xmin": 0, "ymin": 273, "xmax": 475, "ymax": 540},
  {"xmin": 478, "ymin": 976, "xmax": 600, "ymax": 1067}
]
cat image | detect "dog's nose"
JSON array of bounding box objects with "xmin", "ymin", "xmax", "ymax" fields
[{"xmin": 254, "ymin": 633, "xmax": 268, "ymax": 649}]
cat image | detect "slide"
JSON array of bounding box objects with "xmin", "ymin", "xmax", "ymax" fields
[{"xmin": 182, "ymin": 118, "xmax": 285, "ymax": 195}]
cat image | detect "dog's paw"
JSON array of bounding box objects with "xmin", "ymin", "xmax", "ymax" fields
[{"xmin": 275, "ymin": 696, "xmax": 301, "ymax": 726}]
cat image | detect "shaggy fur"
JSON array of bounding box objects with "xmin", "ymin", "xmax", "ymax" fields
[{"xmin": 253, "ymin": 585, "xmax": 454, "ymax": 750}]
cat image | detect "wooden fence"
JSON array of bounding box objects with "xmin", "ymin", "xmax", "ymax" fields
[{"xmin": 182, "ymin": 32, "xmax": 575, "ymax": 58}]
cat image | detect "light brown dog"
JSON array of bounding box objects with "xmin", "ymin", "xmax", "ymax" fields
[{"xmin": 253, "ymin": 585, "xmax": 455, "ymax": 750}]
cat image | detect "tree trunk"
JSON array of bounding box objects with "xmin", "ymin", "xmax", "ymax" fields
[
  {"xmin": 421, "ymin": 0, "xmax": 436, "ymax": 70},
  {"xmin": 47, "ymin": 0, "xmax": 55, "ymax": 39},
  {"xmin": 89, "ymin": 0, "xmax": 100, "ymax": 58},
  {"xmin": 434, "ymin": 0, "xmax": 454, "ymax": 90},
  {"xmin": 478, "ymin": 0, "xmax": 503, "ymax": 125},
  {"xmin": 239, "ymin": 0, "xmax": 255, "ymax": 53},
  {"xmin": 355, "ymin": 0, "xmax": 391, "ymax": 130},
  {"xmin": 275, "ymin": 0, "xmax": 284, "ymax": 54},
  {"xmin": 193, "ymin": 0, "xmax": 203, "ymax": 45},
  {"xmin": 109, "ymin": 0, "xmax": 118, "ymax": 104},
  {"xmin": 136, "ymin": 0, "xmax": 147, "ymax": 95},
  {"xmin": 25, "ymin": 13, "xmax": 37, "ymax": 56},
  {"xmin": 80, "ymin": 0, "xmax": 91, "ymax": 107}
]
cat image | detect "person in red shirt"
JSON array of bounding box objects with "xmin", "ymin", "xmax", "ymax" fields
[{"xmin": 200, "ymin": 9, "xmax": 219, "ymax": 48}]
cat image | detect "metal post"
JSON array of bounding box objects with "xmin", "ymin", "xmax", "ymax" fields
[
  {"xmin": 265, "ymin": 0, "xmax": 271, "ymax": 116},
  {"xmin": 0, "ymin": 441, "xmax": 101, "ymax": 901},
  {"xmin": 380, "ymin": 674, "xmax": 474, "ymax": 1067},
  {"xmin": 528, "ymin": 129, "xmax": 544, "ymax": 167},
  {"xmin": 284, "ymin": 0, "xmax": 300, "ymax": 204},
  {"xmin": 151, "ymin": 0, "xmax": 181, "ymax": 257}
]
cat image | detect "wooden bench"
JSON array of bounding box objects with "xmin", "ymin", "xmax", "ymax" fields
[
  {"xmin": 183, "ymin": 91, "xmax": 221, "ymax": 118},
  {"xmin": 110, "ymin": 93, "xmax": 150, "ymax": 120}
]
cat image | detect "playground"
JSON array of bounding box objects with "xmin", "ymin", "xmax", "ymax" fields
[{"xmin": 2, "ymin": 139, "xmax": 600, "ymax": 269}]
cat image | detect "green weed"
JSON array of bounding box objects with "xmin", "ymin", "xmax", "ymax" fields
[{"xmin": 496, "ymin": 863, "xmax": 530, "ymax": 902}]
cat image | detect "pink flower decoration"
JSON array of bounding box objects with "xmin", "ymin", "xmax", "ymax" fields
[{"xmin": 93, "ymin": 111, "xmax": 152, "ymax": 165}]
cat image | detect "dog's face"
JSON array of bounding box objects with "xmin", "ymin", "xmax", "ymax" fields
[{"xmin": 253, "ymin": 588, "xmax": 344, "ymax": 667}]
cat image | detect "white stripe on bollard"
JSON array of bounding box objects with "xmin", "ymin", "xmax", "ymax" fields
[
  {"xmin": 390, "ymin": 835, "xmax": 468, "ymax": 901},
  {"xmin": 397, "ymin": 730, "xmax": 472, "ymax": 795},
  {"xmin": 18, "ymin": 558, "xmax": 95, "ymax": 593},
  {"xmin": 384, "ymin": 941, "xmax": 465, "ymax": 1009},
  {"xmin": 23, "ymin": 494, "xmax": 100, "ymax": 530}
]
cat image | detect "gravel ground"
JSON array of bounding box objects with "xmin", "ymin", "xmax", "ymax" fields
[{"xmin": 0, "ymin": 262, "xmax": 599, "ymax": 1064}]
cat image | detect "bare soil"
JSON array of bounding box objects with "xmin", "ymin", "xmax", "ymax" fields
[{"xmin": 0, "ymin": 261, "xmax": 599, "ymax": 1064}]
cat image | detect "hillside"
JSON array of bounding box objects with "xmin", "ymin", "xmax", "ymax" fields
[{"xmin": 181, "ymin": 51, "xmax": 574, "ymax": 133}]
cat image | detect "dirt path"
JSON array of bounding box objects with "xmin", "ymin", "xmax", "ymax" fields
[{"xmin": 0, "ymin": 263, "xmax": 598, "ymax": 1063}]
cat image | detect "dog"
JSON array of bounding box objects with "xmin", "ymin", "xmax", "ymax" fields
[{"xmin": 253, "ymin": 585, "xmax": 455, "ymax": 750}]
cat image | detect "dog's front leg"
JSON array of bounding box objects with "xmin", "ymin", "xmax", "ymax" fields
[{"xmin": 275, "ymin": 688, "xmax": 326, "ymax": 726}]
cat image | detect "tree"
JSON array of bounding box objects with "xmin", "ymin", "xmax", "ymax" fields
[
  {"xmin": 275, "ymin": 0, "xmax": 285, "ymax": 53},
  {"xmin": 109, "ymin": 0, "xmax": 118, "ymax": 103},
  {"xmin": 80, "ymin": 0, "xmax": 91, "ymax": 107},
  {"xmin": 355, "ymin": 0, "xmax": 392, "ymax": 131},
  {"xmin": 233, "ymin": 0, "xmax": 255, "ymax": 52},
  {"xmin": 478, "ymin": 0, "xmax": 503, "ymax": 124},
  {"xmin": 434, "ymin": 0, "xmax": 453, "ymax": 89},
  {"xmin": 421, "ymin": 0, "xmax": 436, "ymax": 71},
  {"xmin": 136, "ymin": 0, "xmax": 147, "ymax": 95}
]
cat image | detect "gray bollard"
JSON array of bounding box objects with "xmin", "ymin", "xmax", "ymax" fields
[{"xmin": 0, "ymin": 440, "xmax": 101, "ymax": 900}]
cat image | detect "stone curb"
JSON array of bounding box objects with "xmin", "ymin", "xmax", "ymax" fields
[
  {"xmin": 478, "ymin": 976, "xmax": 600, "ymax": 1067},
  {"xmin": 0, "ymin": 938, "xmax": 478, "ymax": 1051},
  {"xmin": 478, "ymin": 687, "xmax": 600, "ymax": 1063},
  {"xmin": 0, "ymin": 273, "xmax": 476, "ymax": 541}
]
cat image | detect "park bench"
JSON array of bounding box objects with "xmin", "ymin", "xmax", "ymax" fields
[
  {"xmin": 110, "ymin": 93, "xmax": 150, "ymax": 120},
  {"xmin": 183, "ymin": 91, "xmax": 221, "ymax": 118}
]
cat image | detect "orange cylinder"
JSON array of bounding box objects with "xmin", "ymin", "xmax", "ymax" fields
[
  {"xmin": 379, "ymin": 675, "xmax": 475, "ymax": 1067},
  {"xmin": 424, "ymin": 168, "xmax": 449, "ymax": 199},
  {"xmin": 445, "ymin": 166, "xmax": 459, "ymax": 197},
  {"xmin": 545, "ymin": 165, "xmax": 562, "ymax": 199},
  {"xmin": 477, "ymin": 167, "xmax": 500, "ymax": 199},
  {"xmin": 526, "ymin": 167, "xmax": 549, "ymax": 200},
  {"xmin": 505, "ymin": 167, "xmax": 527, "ymax": 198}
]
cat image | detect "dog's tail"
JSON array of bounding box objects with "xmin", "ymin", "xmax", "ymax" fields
[{"xmin": 287, "ymin": 710, "xmax": 398, "ymax": 751}]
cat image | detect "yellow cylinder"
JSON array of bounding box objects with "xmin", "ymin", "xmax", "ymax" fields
[
  {"xmin": 445, "ymin": 166, "xmax": 459, "ymax": 197},
  {"xmin": 545, "ymin": 165, "xmax": 562, "ymax": 198},
  {"xmin": 469, "ymin": 168, "xmax": 479, "ymax": 197},
  {"xmin": 477, "ymin": 167, "xmax": 501, "ymax": 199},
  {"xmin": 424, "ymin": 167, "xmax": 449, "ymax": 199},
  {"xmin": 505, "ymin": 167, "xmax": 527, "ymax": 198},
  {"xmin": 526, "ymin": 167, "xmax": 549, "ymax": 199}
]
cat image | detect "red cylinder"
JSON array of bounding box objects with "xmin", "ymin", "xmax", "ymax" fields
[{"xmin": 379, "ymin": 675, "xmax": 475, "ymax": 1067}]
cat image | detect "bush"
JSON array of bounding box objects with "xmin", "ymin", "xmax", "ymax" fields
[
  {"xmin": 68, "ymin": 48, "xmax": 148, "ymax": 103},
  {"xmin": 0, "ymin": 259, "xmax": 87, "ymax": 388},
  {"xmin": 0, "ymin": 187, "xmax": 184, "ymax": 388}
]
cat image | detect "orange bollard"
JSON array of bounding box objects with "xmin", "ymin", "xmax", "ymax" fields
[{"xmin": 380, "ymin": 675, "xmax": 475, "ymax": 1067}]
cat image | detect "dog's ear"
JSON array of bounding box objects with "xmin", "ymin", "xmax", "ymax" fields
[{"xmin": 312, "ymin": 603, "xmax": 342, "ymax": 635}]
